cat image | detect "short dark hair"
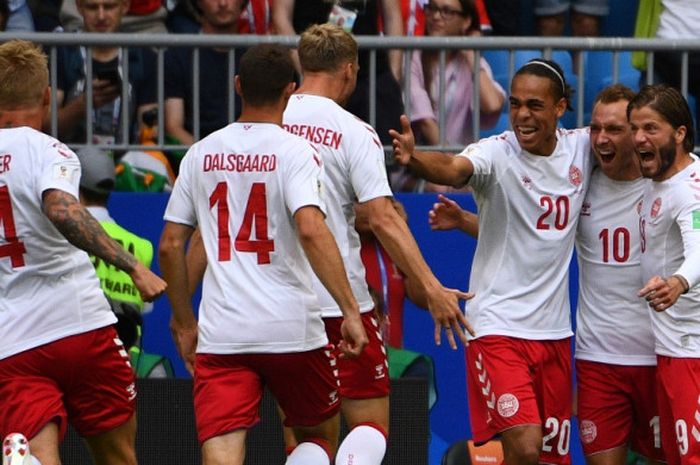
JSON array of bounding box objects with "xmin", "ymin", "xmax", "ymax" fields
[
  {"xmin": 593, "ymin": 83, "xmax": 635, "ymax": 106},
  {"xmin": 515, "ymin": 58, "xmax": 574, "ymax": 111},
  {"xmin": 627, "ymin": 84, "xmax": 695, "ymax": 152},
  {"xmin": 238, "ymin": 44, "xmax": 296, "ymax": 106}
]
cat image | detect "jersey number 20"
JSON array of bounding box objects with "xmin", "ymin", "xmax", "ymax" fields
[
  {"xmin": 209, "ymin": 182, "xmax": 274, "ymax": 264},
  {"xmin": 0, "ymin": 185, "xmax": 27, "ymax": 268}
]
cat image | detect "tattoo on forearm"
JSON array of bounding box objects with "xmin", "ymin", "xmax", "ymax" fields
[{"xmin": 42, "ymin": 190, "xmax": 137, "ymax": 272}]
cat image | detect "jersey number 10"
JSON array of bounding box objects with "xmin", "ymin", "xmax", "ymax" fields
[
  {"xmin": 209, "ymin": 182, "xmax": 274, "ymax": 264},
  {"xmin": 0, "ymin": 185, "xmax": 27, "ymax": 268}
]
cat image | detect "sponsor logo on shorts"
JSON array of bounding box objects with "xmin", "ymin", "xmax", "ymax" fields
[
  {"xmin": 328, "ymin": 390, "xmax": 339, "ymax": 405},
  {"xmin": 374, "ymin": 364, "xmax": 386, "ymax": 380},
  {"xmin": 579, "ymin": 420, "xmax": 597, "ymax": 444},
  {"xmin": 126, "ymin": 382, "xmax": 137, "ymax": 401},
  {"xmin": 496, "ymin": 393, "xmax": 519, "ymax": 418}
]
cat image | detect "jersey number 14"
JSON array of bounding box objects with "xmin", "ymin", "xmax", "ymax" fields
[
  {"xmin": 0, "ymin": 185, "xmax": 27, "ymax": 268},
  {"xmin": 209, "ymin": 182, "xmax": 274, "ymax": 264}
]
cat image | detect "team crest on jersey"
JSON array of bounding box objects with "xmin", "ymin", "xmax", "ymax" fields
[
  {"xmin": 496, "ymin": 393, "xmax": 519, "ymax": 418},
  {"xmin": 521, "ymin": 175, "xmax": 532, "ymax": 190},
  {"xmin": 651, "ymin": 197, "xmax": 662, "ymax": 219},
  {"xmin": 581, "ymin": 201, "xmax": 591, "ymax": 216},
  {"xmin": 569, "ymin": 165, "xmax": 583, "ymax": 187},
  {"xmin": 579, "ymin": 420, "xmax": 597, "ymax": 444}
]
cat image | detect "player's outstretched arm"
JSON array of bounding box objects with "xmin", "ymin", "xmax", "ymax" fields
[
  {"xmin": 294, "ymin": 206, "xmax": 368, "ymax": 358},
  {"xmin": 388, "ymin": 114, "xmax": 474, "ymax": 188},
  {"xmin": 429, "ymin": 194, "xmax": 479, "ymax": 238},
  {"xmin": 159, "ymin": 221, "xmax": 198, "ymax": 374},
  {"xmin": 42, "ymin": 189, "xmax": 166, "ymax": 301},
  {"xmin": 364, "ymin": 196, "xmax": 474, "ymax": 348}
]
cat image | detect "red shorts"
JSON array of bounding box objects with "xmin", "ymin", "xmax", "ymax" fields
[
  {"xmin": 0, "ymin": 326, "xmax": 136, "ymax": 440},
  {"xmin": 576, "ymin": 360, "xmax": 663, "ymax": 460},
  {"xmin": 194, "ymin": 347, "xmax": 340, "ymax": 443},
  {"xmin": 324, "ymin": 311, "xmax": 390, "ymax": 399},
  {"xmin": 656, "ymin": 356, "xmax": 700, "ymax": 465},
  {"xmin": 466, "ymin": 336, "xmax": 573, "ymax": 465}
]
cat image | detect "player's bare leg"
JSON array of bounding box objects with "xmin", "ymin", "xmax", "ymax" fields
[
  {"xmin": 286, "ymin": 413, "xmax": 340, "ymax": 465},
  {"xmin": 83, "ymin": 414, "xmax": 137, "ymax": 465},
  {"xmin": 336, "ymin": 396, "xmax": 389, "ymax": 465},
  {"xmin": 500, "ymin": 425, "xmax": 542, "ymax": 465},
  {"xmin": 25, "ymin": 423, "xmax": 59, "ymax": 465},
  {"xmin": 201, "ymin": 429, "xmax": 246, "ymax": 465}
]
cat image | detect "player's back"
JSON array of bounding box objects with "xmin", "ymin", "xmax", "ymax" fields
[
  {"xmin": 0, "ymin": 127, "xmax": 115, "ymax": 360},
  {"xmin": 283, "ymin": 94, "xmax": 392, "ymax": 317},
  {"xmin": 166, "ymin": 122, "xmax": 328, "ymax": 354}
]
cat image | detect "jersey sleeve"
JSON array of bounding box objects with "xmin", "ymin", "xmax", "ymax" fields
[
  {"xmin": 37, "ymin": 139, "xmax": 81, "ymax": 200},
  {"xmin": 282, "ymin": 141, "xmax": 325, "ymax": 216},
  {"xmin": 348, "ymin": 121, "xmax": 393, "ymax": 203},
  {"xmin": 163, "ymin": 149, "xmax": 197, "ymax": 226},
  {"xmin": 674, "ymin": 198, "xmax": 700, "ymax": 288},
  {"xmin": 461, "ymin": 138, "xmax": 496, "ymax": 192}
]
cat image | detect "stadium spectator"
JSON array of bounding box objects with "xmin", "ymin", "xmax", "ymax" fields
[
  {"xmin": 0, "ymin": 0, "xmax": 8, "ymax": 30},
  {"xmin": 4, "ymin": 0, "xmax": 34, "ymax": 31},
  {"xmin": 391, "ymin": 58, "xmax": 592, "ymax": 465},
  {"xmin": 399, "ymin": 0, "xmax": 491, "ymax": 36},
  {"xmin": 51, "ymin": 0, "xmax": 158, "ymax": 146},
  {"xmin": 535, "ymin": 0, "xmax": 609, "ymax": 37},
  {"xmin": 164, "ymin": 0, "xmax": 245, "ymax": 153},
  {"xmin": 159, "ymin": 43, "xmax": 368, "ymax": 465},
  {"xmin": 630, "ymin": 84, "xmax": 700, "ymax": 465},
  {"xmin": 272, "ymin": 0, "xmax": 405, "ymax": 145},
  {"xmin": 60, "ymin": 0, "xmax": 168, "ymax": 33},
  {"xmin": 0, "ymin": 39, "xmax": 165, "ymax": 465},
  {"xmin": 76, "ymin": 146, "xmax": 174, "ymax": 378}
]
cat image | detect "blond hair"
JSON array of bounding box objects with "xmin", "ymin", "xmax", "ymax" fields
[
  {"xmin": 298, "ymin": 23, "xmax": 358, "ymax": 73},
  {"xmin": 0, "ymin": 40, "xmax": 49, "ymax": 109}
]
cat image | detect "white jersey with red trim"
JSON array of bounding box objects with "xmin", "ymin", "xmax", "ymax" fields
[
  {"xmin": 283, "ymin": 94, "xmax": 393, "ymax": 318},
  {"xmin": 164, "ymin": 122, "xmax": 329, "ymax": 354},
  {"xmin": 639, "ymin": 156, "xmax": 700, "ymax": 358},
  {"xmin": 463, "ymin": 128, "xmax": 592, "ymax": 340},
  {"xmin": 0, "ymin": 127, "xmax": 115, "ymax": 360},
  {"xmin": 575, "ymin": 169, "xmax": 655, "ymax": 365}
]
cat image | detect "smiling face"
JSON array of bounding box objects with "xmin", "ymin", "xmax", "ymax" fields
[
  {"xmin": 508, "ymin": 73, "xmax": 566, "ymax": 156},
  {"xmin": 629, "ymin": 105, "xmax": 686, "ymax": 181},
  {"xmin": 589, "ymin": 99, "xmax": 639, "ymax": 181}
]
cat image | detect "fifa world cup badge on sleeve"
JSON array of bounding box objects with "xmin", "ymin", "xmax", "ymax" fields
[{"xmin": 693, "ymin": 210, "xmax": 700, "ymax": 230}]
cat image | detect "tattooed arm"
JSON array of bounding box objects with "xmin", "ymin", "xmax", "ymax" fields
[{"xmin": 42, "ymin": 189, "xmax": 167, "ymax": 301}]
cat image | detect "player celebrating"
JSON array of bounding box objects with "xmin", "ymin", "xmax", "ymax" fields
[
  {"xmin": 0, "ymin": 39, "xmax": 166, "ymax": 465},
  {"xmin": 630, "ymin": 84, "xmax": 700, "ymax": 465},
  {"xmin": 158, "ymin": 44, "xmax": 368, "ymax": 465},
  {"xmin": 391, "ymin": 58, "xmax": 592, "ymax": 465},
  {"xmin": 282, "ymin": 24, "xmax": 472, "ymax": 465}
]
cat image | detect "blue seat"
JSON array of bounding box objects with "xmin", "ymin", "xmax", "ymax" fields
[{"xmin": 582, "ymin": 50, "xmax": 641, "ymax": 123}]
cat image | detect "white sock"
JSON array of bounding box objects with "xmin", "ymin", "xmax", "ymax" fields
[
  {"xmin": 284, "ymin": 441, "xmax": 330, "ymax": 465},
  {"xmin": 335, "ymin": 425, "xmax": 387, "ymax": 465}
]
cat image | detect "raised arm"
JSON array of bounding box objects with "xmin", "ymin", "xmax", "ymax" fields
[
  {"xmin": 429, "ymin": 194, "xmax": 479, "ymax": 238},
  {"xmin": 389, "ymin": 115, "xmax": 474, "ymax": 188},
  {"xmin": 364, "ymin": 195, "xmax": 474, "ymax": 348},
  {"xmin": 295, "ymin": 205, "xmax": 368, "ymax": 358},
  {"xmin": 42, "ymin": 189, "xmax": 166, "ymax": 301}
]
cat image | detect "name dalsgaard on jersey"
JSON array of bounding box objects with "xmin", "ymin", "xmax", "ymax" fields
[{"xmin": 202, "ymin": 153, "xmax": 277, "ymax": 172}]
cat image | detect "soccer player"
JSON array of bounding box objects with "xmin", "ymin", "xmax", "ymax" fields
[
  {"xmin": 158, "ymin": 44, "xmax": 368, "ymax": 465},
  {"xmin": 630, "ymin": 84, "xmax": 700, "ymax": 465},
  {"xmin": 283, "ymin": 24, "xmax": 472, "ymax": 465},
  {"xmin": 0, "ymin": 39, "xmax": 166, "ymax": 465},
  {"xmin": 391, "ymin": 58, "xmax": 592, "ymax": 465},
  {"xmin": 427, "ymin": 84, "xmax": 665, "ymax": 465}
]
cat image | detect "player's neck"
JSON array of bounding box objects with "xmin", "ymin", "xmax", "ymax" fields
[
  {"xmin": 237, "ymin": 106, "xmax": 283, "ymax": 126},
  {"xmin": 0, "ymin": 107, "xmax": 44, "ymax": 131},
  {"xmin": 296, "ymin": 74, "xmax": 347, "ymax": 106}
]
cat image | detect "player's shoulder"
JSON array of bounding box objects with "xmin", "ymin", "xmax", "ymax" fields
[
  {"xmin": 467, "ymin": 130, "xmax": 519, "ymax": 156},
  {"xmin": 557, "ymin": 127, "xmax": 591, "ymax": 147},
  {"xmin": 11, "ymin": 127, "xmax": 76, "ymax": 160}
]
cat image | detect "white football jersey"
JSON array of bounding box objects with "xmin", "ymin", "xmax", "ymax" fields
[
  {"xmin": 463, "ymin": 128, "xmax": 592, "ymax": 340},
  {"xmin": 0, "ymin": 127, "xmax": 115, "ymax": 360},
  {"xmin": 283, "ymin": 94, "xmax": 393, "ymax": 318},
  {"xmin": 575, "ymin": 169, "xmax": 655, "ymax": 365},
  {"xmin": 164, "ymin": 122, "xmax": 328, "ymax": 354},
  {"xmin": 639, "ymin": 156, "xmax": 700, "ymax": 358}
]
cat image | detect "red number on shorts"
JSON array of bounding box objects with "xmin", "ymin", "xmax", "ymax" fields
[
  {"xmin": 536, "ymin": 196, "xmax": 569, "ymax": 230},
  {"xmin": 0, "ymin": 185, "xmax": 27, "ymax": 268},
  {"xmin": 598, "ymin": 227, "xmax": 630, "ymax": 263},
  {"xmin": 209, "ymin": 182, "xmax": 274, "ymax": 264}
]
